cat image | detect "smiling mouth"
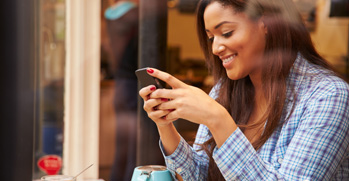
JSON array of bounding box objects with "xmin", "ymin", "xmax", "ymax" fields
[{"xmin": 222, "ymin": 53, "xmax": 237, "ymax": 64}]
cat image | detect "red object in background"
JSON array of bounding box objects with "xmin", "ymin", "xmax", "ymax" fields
[{"xmin": 37, "ymin": 155, "xmax": 62, "ymax": 175}]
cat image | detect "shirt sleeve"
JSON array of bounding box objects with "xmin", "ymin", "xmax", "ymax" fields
[
  {"xmin": 159, "ymin": 124, "xmax": 211, "ymax": 180},
  {"xmin": 213, "ymin": 83, "xmax": 349, "ymax": 180},
  {"xmin": 158, "ymin": 84, "xmax": 220, "ymax": 180}
]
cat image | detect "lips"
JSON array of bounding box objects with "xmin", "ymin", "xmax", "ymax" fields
[{"xmin": 221, "ymin": 53, "xmax": 237, "ymax": 64}]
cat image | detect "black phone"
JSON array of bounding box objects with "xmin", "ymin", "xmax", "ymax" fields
[{"xmin": 135, "ymin": 68, "xmax": 163, "ymax": 88}]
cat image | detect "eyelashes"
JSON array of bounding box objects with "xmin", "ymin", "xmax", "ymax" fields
[
  {"xmin": 207, "ymin": 30, "xmax": 234, "ymax": 43},
  {"xmin": 222, "ymin": 31, "xmax": 233, "ymax": 38}
]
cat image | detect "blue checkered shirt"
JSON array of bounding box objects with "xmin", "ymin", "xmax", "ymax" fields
[{"xmin": 160, "ymin": 55, "xmax": 349, "ymax": 180}]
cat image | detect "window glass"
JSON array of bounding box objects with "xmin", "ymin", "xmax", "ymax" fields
[{"xmin": 33, "ymin": 0, "xmax": 66, "ymax": 179}]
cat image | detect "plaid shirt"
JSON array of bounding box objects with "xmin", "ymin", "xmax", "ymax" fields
[{"xmin": 160, "ymin": 55, "xmax": 349, "ymax": 180}]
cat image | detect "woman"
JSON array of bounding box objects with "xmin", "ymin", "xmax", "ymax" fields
[{"xmin": 139, "ymin": 0, "xmax": 349, "ymax": 180}]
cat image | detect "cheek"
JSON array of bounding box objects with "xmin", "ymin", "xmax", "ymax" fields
[
  {"xmin": 236, "ymin": 30, "xmax": 265, "ymax": 67},
  {"xmin": 230, "ymin": 33, "xmax": 256, "ymax": 63},
  {"xmin": 226, "ymin": 32, "xmax": 246, "ymax": 51},
  {"xmin": 225, "ymin": 31, "xmax": 265, "ymax": 80},
  {"xmin": 238, "ymin": 31, "xmax": 265, "ymax": 56}
]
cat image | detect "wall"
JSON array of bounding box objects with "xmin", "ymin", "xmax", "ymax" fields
[
  {"xmin": 168, "ymin": 8, "xmax": 205, "ymax": 61},
  {"xmin": 168, "ymin": 1, "xmax": 349, "ymax": 70},
  {"xmin": 310, "ymin": 0, "xmax": 348, "ymax": 71}
]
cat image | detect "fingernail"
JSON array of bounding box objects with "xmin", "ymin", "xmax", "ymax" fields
[
  {"xmin": 147, "ymin": 68, "xmax": 154, "ymax": 74},
  {"xmin": 161, "ymin": 98, "xmax": 168, "ymax": 102},
  {"xmin": 150, "ymin": 86, "xmax": 156, "ymax": 91}
]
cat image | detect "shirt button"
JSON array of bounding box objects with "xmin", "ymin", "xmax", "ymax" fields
[
  {"xmin": 278, "ymin": 158, "xmax": 283, "ymax": 164},
  {"xmin": 176, "ymin": 168, "xmax": 182, "ymax": 173},
  {"xmin": 168, "ymin": 160, "xmax": 173, "ymax": 164}
]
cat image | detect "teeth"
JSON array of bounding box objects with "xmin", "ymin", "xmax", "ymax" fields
[{"xmin": 223, "ymin": 54, "xmax": 236, "ymax": 63}]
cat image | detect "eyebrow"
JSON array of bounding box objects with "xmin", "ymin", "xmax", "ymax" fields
[{"xmin": 205, "ymin": 21, "xmax": 235, "ymax": 32}]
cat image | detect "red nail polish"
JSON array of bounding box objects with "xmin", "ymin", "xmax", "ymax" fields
[
  {"xmin": 147, "ymin": 68, "xmax": 154, "ymax": 74},
  {"xmin": 150, "ymin": 86, "xmax": 156, "ymax": 91},
  {"xmin": 161, "ymin": 98, "xmax": 168, "ymax": 102}
]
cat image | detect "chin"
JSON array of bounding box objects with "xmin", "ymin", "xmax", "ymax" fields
[
  {"xmin": 226, "ymin": 69, "xmax": 247, "ymax": 80},
  {"xmin": 226, "ymin": 72, "xmax": 240, "ymax": 80}
]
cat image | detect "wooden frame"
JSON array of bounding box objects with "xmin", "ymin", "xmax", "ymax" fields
[{"xmin": 64, "ymin": 0, "xmax": 101, "ymax": 178}]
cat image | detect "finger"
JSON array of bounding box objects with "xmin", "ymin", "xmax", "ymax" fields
[
  {"xmin": 139, "ymin": 85, "xmax": 157, "ymax": 100},
  {"xmin": 143, "ymin": 98, "xmax": 163, "ymax": 112},
  {"xmin": 162, "ymin": 111, "xmax": 179, "ymax": 122},
  {"xmin": 146, "ymin": 68, "xmax": 187, "ymax": 89},
  {"xmin": 148, "ymin": 109, "xmax": 171, "ymax": 121},
  {"xmin": 157, "ymin": 99, "xmax": 176, "ymax": 111},
  {"xmin": 149, "ymin": 89, "xmax": 182, "ymax": 100}
]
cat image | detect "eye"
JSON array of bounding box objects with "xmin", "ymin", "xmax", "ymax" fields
[{"xmin": 222, "ymin": 31, "xmax": 233, "ymax": 38}]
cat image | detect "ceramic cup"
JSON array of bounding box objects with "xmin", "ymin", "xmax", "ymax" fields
[{"xmin": 131, "ymin": 165, "xmax": 173, "ymax": 181}]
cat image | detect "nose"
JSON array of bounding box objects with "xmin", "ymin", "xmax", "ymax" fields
[{"xmin": 212, "ymin": 40, "xmax": 226, "ymax": 56}]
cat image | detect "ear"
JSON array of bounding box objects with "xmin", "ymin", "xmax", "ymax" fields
[{"xmin": 259, "ymin": 16, "xmax": 268, "ymax": 34}]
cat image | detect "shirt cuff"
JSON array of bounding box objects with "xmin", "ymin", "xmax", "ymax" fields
[
  {"xmin": 212, "ymin": 128, "xmax": 256, "ymax": 180},
  {"xmin": 159, "ymin": 136, "xmax": 191, "ymax": 179}
]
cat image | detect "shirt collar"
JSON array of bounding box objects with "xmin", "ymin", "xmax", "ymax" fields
[{"xmin": 286, "ymin": 53, "xmax": 306, "ymax": 102}]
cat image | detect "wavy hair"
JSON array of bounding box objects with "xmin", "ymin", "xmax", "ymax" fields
[{"xmin": 196, "ymin": 0, "xmax": 333, "ymax": 180}]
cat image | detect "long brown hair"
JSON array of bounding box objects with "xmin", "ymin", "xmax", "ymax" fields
[{"xmin": 196, "ymin": 0, "xmax": 333, "ymax": 180}]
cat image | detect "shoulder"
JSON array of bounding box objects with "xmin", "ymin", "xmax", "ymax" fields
[
  {"xmin": 288, "ymin": 57, "xmax": 349, "ymax": 122},
  {"xmin": 300, "ymin": 61, "xmax": 349, "ymax": 100},
  {"xmin": 287, "ymin": 59, "xmax": 349, "ymax": 131}
]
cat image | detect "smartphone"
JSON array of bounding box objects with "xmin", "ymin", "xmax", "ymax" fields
[{"xmin": 135, "ymin": 68, "xmax": 163, "ymax": 88}]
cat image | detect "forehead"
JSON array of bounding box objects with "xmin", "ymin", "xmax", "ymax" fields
[{"xmin": 203, "ymin": 2, "xmax": 243, "ymax": 29}]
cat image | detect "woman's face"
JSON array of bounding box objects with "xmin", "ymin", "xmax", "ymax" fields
[{"xmin": 204, "ymin": 2, "xmax": 267, "ymax": 80}]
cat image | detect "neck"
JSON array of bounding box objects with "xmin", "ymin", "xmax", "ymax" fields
[
  {"xmin": 249, "ymin": 70, "xmax": 267, "ymax": 106},
  {"xmin": 249, "ymin": 71, "xmax": 262, "ymax": 93}
]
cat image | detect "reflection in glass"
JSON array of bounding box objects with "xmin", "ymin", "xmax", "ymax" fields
[{"xmin": 33, "ymin": 0, "xmax": 66, "ymax": 179}]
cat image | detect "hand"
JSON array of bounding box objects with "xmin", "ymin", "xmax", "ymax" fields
[
  {"xmin": 139, "ymin": 84, "xmax": 173, "ymax": 127},
  {"xmin": 141, "ymin": 68, "xmax": 228, "ymax": 126},
  {"xmin": 139, "ymin": 68, "xmax": 237, "ymax": 147}
]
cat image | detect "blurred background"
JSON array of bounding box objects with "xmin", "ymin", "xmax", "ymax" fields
[
  {"xmin": 0, "ymin": 0, "xmax": 348, "ymax": 180},
  {"xmin": 100, "ymin": 0, "xmax": 349, "ymax": 180}
]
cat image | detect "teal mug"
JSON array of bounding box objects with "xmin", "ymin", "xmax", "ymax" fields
[{"xmin": 131, "ymin": 165, "xmax": 173, "ymax": 181}]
